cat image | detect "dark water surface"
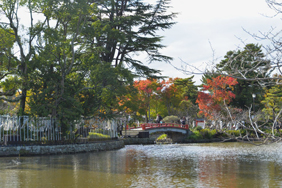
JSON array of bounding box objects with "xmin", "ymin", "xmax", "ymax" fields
[{"xmin": 0, "ymin": 142, "xmax": 282, "ymax": 188}]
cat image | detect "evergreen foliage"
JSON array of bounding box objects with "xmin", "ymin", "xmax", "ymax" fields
[
  {"xmin": 162, "ymin": 115, "xmax": 179, "ymax": 123},
  {"xmin": 216, "ymin": 44, "xmax": 271, "ymax": 110},
  {"xmin": 0, "ymin": 0, "xmax": 177, "ymax": 134}
]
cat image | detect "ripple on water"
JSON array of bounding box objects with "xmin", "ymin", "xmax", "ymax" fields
[
  {"xmin": 122, "ymin": 143, "xmax": 282, "ymax": 188},
  {"xmin": 124, "ymin": 142, "xmax": 282, "ymax": 164}
]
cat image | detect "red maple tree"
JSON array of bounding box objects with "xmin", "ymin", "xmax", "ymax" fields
[
  {"xmin": 133, "ymin": 79, "xmax": 160, "ymax": 122},
  {"xmin": 196, "ymin": 76, "xmax": 238, "ymax": 119}
]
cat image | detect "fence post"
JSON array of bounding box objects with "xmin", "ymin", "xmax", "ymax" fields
[
  {"xmin": 48, "ymin": 126, "xmax": 49, "ymax": 141},
  {"xmin": 17, "ymin": 117, "xmax": 19, "ymax": 142},
  {"xmin": 30, "ymin": 117, "xmax": 32, "ymax": 141},
  {"xmin": 36, "ymin": 119, "xmax": 38, "ymax": 141},
  {"xmin": 0, "ymin": 116, "xmax": 2, "ymax": 142},
  {"xmin": 53, "ymin": 121, "xmax": 55, "ymax": 141},
  {"xmin": 12, "ymin": 116, "xmax": 14, "ymax": 141},
  {"xmin": 8, "ymin": 117, "xmax": 11, "ymax": 142}
]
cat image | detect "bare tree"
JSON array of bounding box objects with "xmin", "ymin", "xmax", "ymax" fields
[{"xmin": 172, "ymin": 1, "xmax": 282, "ymax": 144}]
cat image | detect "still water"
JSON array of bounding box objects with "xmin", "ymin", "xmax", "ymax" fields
[{"xmin": 0, "ymin": 142, "xmax": 282, "ymax": 188}]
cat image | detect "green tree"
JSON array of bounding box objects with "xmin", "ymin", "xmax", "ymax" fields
[
  {"xmin": 0, "ymin": 28, "xmax": 18, "ymax": 104},
  {"xmin": 27, "ymin": 0, "xmax": 92, "ymax": 133},
  {"xmin": 173, "ymin": 76, "xmax": 199, "ymax": 122},
  {"xmin": 261, "ymin": 84, "xmax": 282, "ymax": 123},
  {"xmin": 0, "ymin": 0, "xmax": 46, "ymax": 115},
  {"xmin": 79, "ymin": 0, "xmax": 177, "ymax": 119},
  {"xmin": 83, "ymin": 0, "xmax": 176, "ymax": 77},
  {"xmin": 216, "ymin": 43, "xmax": 271, "ymax": 110},
  {"xmin": 0, "ymin": 0, "xmax": 177, "ymax": 134},
  {"xmin": 173, "ymin": 76, "xmax": 198, "ymax": 104},
  {"xmin": 157, "ymin": 78, "xmax": 180, "ymax": 116}
]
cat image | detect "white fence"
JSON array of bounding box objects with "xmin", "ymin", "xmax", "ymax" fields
[{"xmin": 0, "ymin": 115, "xmax": 123, "ymax": 142}]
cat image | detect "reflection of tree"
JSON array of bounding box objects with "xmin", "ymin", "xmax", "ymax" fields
[{"xmin": 198, "ymin": 155, "xmax": 238, "ymax": 188}]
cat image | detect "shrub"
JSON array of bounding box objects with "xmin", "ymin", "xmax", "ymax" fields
[
  {"xmin": 195, "ymin": 126, "xmax": 203, "ymax": 131},
  {"xmin": 88, "ymin": 132, "xmax": 110, "ymax": 139},
  {"xmin": 187, "ymin": 134, "xmax": 198, "ymax": 140},
  {"xmin": 188, "ymin": 130, "xmax": 203, "ymax": 140},
  {"xmin": 162, "ymin": 115, "xmax": 179, "ymax": 123},
  {"xmin": 157, "ymin": 134, "xmax": 168, "ymax": 141},
  {"xmin": 93, "ymin": 129, "xmax": 111, "ymax": 135},
  {"xmin": 200, "ymin": 129, "xmax": 212, "ymax": 139},
  {"xmin": 210, "ymin": 129, "xmax": 217, "ymax": 137},
  {"xmin": 225, "ymin": 130, "xmax": 245, "ymax": 137},
  {"xmin": 188, "ymin": 128, "xmax": 248, "ymax": 140}
]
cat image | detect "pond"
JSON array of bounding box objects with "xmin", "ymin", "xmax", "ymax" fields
[{"xmin": 0, "ymin": 142, "xmax": 281, "ymax": 188}]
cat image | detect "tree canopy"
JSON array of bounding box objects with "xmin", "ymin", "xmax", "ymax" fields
[
  {"xmin": 215, "ymin": 44, "xmax": 271, "ymax": 110},
  {"xmin": 0, "ymin": 0, "xmax": 177, "ymax": 134}
]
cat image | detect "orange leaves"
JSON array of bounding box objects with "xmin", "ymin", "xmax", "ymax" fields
[
  {"xmin": 203, "ymin": 85, "xmax": 210, "ymax": 90},
  {"xmin": 196, "ymin": 75, "xmax": 238, "ymax": 119},
  {"xmin": 203, "ymin": 75, "xmax": 237, "ymax": 104},
  {"xmin": 206, "ymin": 75, "xmax": 238, "ymax": 91},
  {"xmin": 196, "ymin": 91, "xmax": 220, "ymax": 119},
  {"xmin": 209, "ymin": 76, "xmax": 237, "ymax": 92},
  {"xmin": 134, "ymin": 79, "xmax": 159, "ymax": 95},
  {"xmin": 226, "ymin": 76, "xmax": 238, "ymax": 86}
]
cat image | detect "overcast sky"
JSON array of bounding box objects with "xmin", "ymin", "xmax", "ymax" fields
[
  {"xmin": 143, "ymin": 0, "xmax": 281, "ymax": 85},
  {"xmin": 8, "ymin": 0, "xmax": 281, "ymax": 85}
]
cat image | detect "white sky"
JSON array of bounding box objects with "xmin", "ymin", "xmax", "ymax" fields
[
  {"xmin": 5, "ymin": 0, "xmax": 281, "ymax": 86},
  {"xmin": 142, "ymin": 0, "xmax": 281, "ymax": 85}
]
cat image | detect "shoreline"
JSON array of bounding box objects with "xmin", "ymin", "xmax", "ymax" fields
[
  {"xmin": 0, "ymin": 140, "xmax": 124, "ymax": 157},
  {"xmin": 121, "ymin": 137, "xmax": 237, "ymax": 145},
  {"xmin": 0, "ymin": 137, "xmax": 251, "ymax": 157}
]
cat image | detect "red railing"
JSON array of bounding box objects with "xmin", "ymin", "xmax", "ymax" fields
[{"xmin": 140, "ymin": 123, "xmax": 189, "ymax": 130}]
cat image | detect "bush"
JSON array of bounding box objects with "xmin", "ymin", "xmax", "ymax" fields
[
  {"xmin": 188, "ymin": 128, "xmax": 248, "ymax": 140},
  {"xmin": 225, "ymin": 130, "xmax": 246, "ymax": 137},
  {"xmin": 157, "ymin": 134, "xmax": 168, "ymax": 141},
  {"xmin": 200, "ymin": 129, "xmax": 212, "ymax": 139},
  {"xmin": 210, "ymin": 129, "xmax": 217, "ymax": 137},
  {"xmin": 188, "ymin": 129, "xmax": 223, "ymax": 140},
  {"xmin": 196, "ymin": 126, "xmax": 203, "ymax": 131},
  {"xmin": 93, "ymin": 129, "xmax": 111, "ymax": 135},
  {"xmin": 188, "ymin": 130, "xmax": 203, "ymax": 140},
  {"xmin": 162, "ymin": 115, "xmax": 179, "ymax": 123},
  {"xmin": 88, "ymin": 132, "xmax": 110, "ymax": 139}
]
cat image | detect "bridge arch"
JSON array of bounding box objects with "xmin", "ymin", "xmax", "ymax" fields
[
  {"xmin": 145, "ymin": 127, "xmax": 189, "ymax": 134},
  {"xmin": 140, "ymin": 123, "xmax": 189, "ymax": 135}
]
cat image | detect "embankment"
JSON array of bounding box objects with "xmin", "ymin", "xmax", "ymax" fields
[
  {"xmin": 0, "ymin": 140, "xmax": 124, "ymax": 157},
  {"xmin": 0, "ymin": 137, "xmax": 237, "ymax": 157}
]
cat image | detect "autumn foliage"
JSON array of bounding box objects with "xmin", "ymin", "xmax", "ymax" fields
[
  {"xmin": 117, "ymin": 77, "xmax": 199, "ymax": 122},
  {"xmin": 196, "ymin": 76, "xmax": 238, "ymax": 119}
]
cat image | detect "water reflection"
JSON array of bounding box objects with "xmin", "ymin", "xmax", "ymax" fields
[{"xmin": 0, "ymin": 142, "xmax": 281, "ymax": 187}]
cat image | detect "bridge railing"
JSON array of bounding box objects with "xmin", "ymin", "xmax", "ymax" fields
[{"xmin": 140, "ymin": 123, "xmax": 189, "ymax": 130}]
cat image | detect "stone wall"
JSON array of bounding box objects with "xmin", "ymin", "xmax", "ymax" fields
[
  {"xmin": 0, "ymin": 138, "xmax": 239, "ymax": 157},
  {"xmin": 122, "ymin": 138, "xmax": 155, "ymax": 145},
  {"xmin": 0, "ymin": 140, "xmax": 124, "ymax": 157}
]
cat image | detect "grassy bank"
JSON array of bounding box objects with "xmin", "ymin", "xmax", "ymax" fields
[{"xmin": 188, "ymin": 126, "xmax": 247, "ymax": 140}]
